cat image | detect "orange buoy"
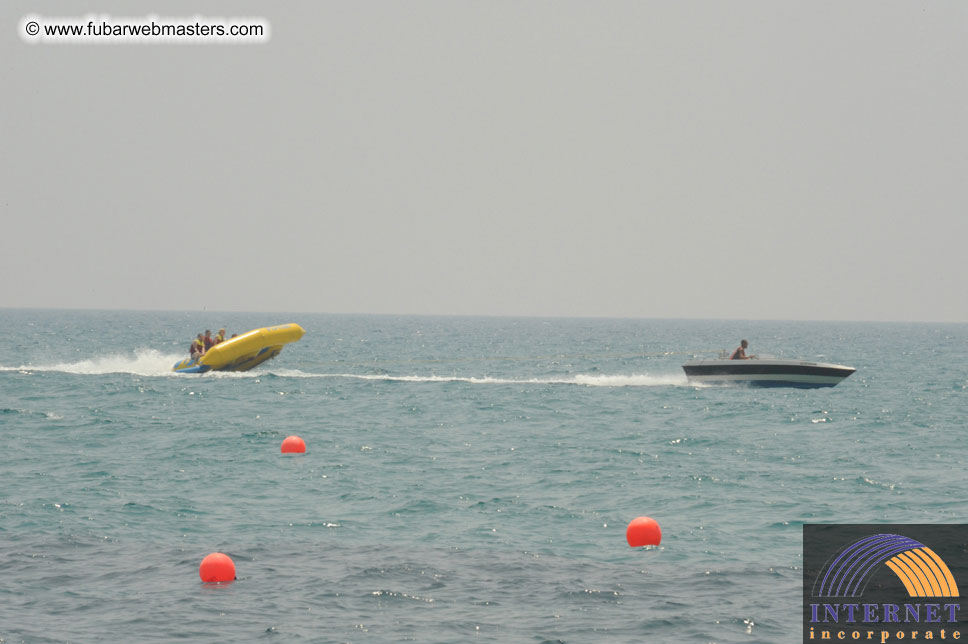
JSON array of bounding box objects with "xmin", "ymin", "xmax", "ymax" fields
[
  {"xmin": 626, "ymin": 516, "xmax": 662, "ymax": 547},
  {"xmin": 199, "ymin": 552, "xmax": 236, "ymax": 582},
  {"xmin": 281, "ymin": 435, "xmax": 306, "ymax": 453}
]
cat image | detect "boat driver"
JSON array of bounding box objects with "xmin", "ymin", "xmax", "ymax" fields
[{"xmin": 730, "ymin": 339, "xmax": 754, "ymax": 360}]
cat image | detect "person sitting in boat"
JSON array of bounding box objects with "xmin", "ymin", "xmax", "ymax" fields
[
  {"xmin": 730, "ymin": 339, "xmax": 755, "ymax": 360},
  {"xmin": 214, "ymin": 328, "xmax": 227, "ymax": 344},
  {"xmin": 203, "ymin": 330, "xmax": 215, "ymax": 350},
  {"xmin": 190, "ymin": 333, "xmax": 206, "ymax": 361}
]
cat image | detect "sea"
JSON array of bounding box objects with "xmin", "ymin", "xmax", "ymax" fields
[{"xmin": 1, "ymin": 309, "xmax": 966, "ymax": 643}]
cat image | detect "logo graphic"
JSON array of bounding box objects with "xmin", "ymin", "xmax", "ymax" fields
[
  {"xmin": 814, "ymin": 533, "xmax": 960, "ymax": 599},
  {"xmin": 803, "ymin": 525, "xmax": 967, "ymax": 644}
]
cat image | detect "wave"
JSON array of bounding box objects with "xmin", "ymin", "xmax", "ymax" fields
[{"xmin": 0, "ymin": 407, "xmax": 63, "ymax": 419}]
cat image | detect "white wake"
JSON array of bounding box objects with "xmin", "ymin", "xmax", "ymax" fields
[
  {"xmin": 268, "ymin": 370, "xmax": 691, "ymax": 387},
  {"xmin": 0, "ymin": 348, "xmax": 184, "ymax": 377},
  {"xmin": 1, "ymin": 353, "xmax": 691, "ymax": 387}
]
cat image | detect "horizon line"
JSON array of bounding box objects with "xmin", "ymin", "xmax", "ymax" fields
[{"xmin": 1, "ymin": 305, "xmax": 965, "ymax": 325}]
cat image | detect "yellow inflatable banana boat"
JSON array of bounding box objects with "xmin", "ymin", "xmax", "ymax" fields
[{"xmin": 172, "ymin": 323, "xmax": 305, "ymax": 373}]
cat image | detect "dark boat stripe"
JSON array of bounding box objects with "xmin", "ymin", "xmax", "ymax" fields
[{"xmin": 682, "ymin": 364, "xmax": 855, "ymax": 377}]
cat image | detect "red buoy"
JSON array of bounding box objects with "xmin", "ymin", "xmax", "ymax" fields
[
  {"xmin": 199, "ymin": 552, "xmax": 236, "ymax": 582},
  {"xmin": 281, "ymin": 435, "xmax": 306, "ymax": 453},
  {"xmin": 626, "ymin": 517, "xmax": 662, "ymax": 547}
]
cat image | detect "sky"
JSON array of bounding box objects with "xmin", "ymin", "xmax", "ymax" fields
[{"xmin": 2, "ymin": 1, "xmax": 966, "ymax": 321}]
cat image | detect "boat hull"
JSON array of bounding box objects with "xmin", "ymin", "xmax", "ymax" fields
[
  {"xmin": 681, "ymin": 359, "xmax": 855, "ymax": 388},
  {"xmin": 173, "ymin": 323, "xmax": 304, "ymax": 374}
]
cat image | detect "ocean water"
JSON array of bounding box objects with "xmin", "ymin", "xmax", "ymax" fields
[{"xmin": 1, "ymin": 309, "xmax": 966, "ymax": 643}]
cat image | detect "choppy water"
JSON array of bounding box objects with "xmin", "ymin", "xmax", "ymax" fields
[{"xmin": 1, "ymin": 310, "xmax": 966, "ymax": 643}]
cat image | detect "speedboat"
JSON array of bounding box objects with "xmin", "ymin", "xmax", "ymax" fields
[
  {"xmin": 172, "ymin": 323, "xmax": 305, "ymax": 374},
  {"xmin": 681, "ymin": 358, "xmax": 855, "ymax": 388}
]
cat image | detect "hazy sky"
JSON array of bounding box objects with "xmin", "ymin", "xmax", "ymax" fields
[{"xmin": 3, "ymin": 2, "xmax": 966, "ymax": 321}]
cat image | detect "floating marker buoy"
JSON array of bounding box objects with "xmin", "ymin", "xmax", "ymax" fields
[
  {"xmin": 199, "ymin": 552, "xmax": 236, "ymax": 582},
  {"xmin": 281, "ymin": 435, "xmax": 306, "ymax": 453},
  {"xmin": 626, "ymin": 516, "xmax": 662, "ymax": 547}
]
